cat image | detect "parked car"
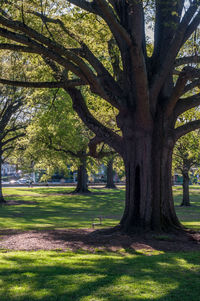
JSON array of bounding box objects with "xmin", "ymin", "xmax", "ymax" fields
[
  {"xmin": 9, "ymin": 179, "xmax": 19, "ymax": 184},
  {"xmin": 18, "ymin": 178, "xmax": 30, "ymax": 184}
]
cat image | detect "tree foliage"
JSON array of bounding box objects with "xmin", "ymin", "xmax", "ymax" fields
[{"xmin": 0, "ymin": 0, "xmax": 199, "ymax": 231}]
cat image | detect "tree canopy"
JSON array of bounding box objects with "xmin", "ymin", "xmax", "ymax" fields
[{"xmin": 0, "ymin": 0, "xmax": 199, "ymax": 231}]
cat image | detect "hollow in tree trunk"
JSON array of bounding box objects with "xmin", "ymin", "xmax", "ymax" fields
[
  {"xmin": 0, "ymin": 161, "xmax": 6, "ymax": 204},
  {"xmin": 180, "ymin": 165, "xmax": 191, "ymax": 206},
  {"xmin": 105, "ymin": 158, "xmax": 116, "ymax": 189},
  {"xmin": 73, "ymin": 157, "xmax": 90, "ymax": 193}
]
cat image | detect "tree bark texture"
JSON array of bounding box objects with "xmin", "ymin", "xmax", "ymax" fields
[
  {"xmin": 105, "ymin": 158, "xmax": 116, "ymax": 189},
  {"xmin": 181, "ymin": 166, "xmax": 191, "ymax": 206},
  {"xmin": 119, "ymin": 114, "xmax": 182, "ymax": 232},
  {"xmin": 73, "ymin": 157, "xmax": 90, "ymax": 193}
]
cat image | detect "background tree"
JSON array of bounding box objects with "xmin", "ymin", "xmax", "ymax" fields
[
  {"xmin": 173, "ymin": 110, "xmax": 200, "ymax": 206},
  {"xmin": 0, "ymin": 1, "xmax": 199, "ymax": 231},
  {"xmin": 0, "ymin": 85, "xmax": 27, "ymax": 203},
  {"xmin": 19, "ymin": 89, "xmax": 94, "ymax": 193}
]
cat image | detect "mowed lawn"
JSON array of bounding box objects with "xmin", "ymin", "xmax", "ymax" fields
[
  {"xmin": 0, "ymin": 186, "xmax": 199, "ymax": 301},
  {"xmin": 1, "ymin": 186, "xmax": 200, "ymax": 230}
]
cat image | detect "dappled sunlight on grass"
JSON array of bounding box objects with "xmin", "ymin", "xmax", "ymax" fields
[
  {"xmin": 173, "ymin": 186, "xmax": 200, "ymax": 230},
  {"xmin": 0, "ymin": 250, "xmax": 199, "ymax": 300},
  {"xmin": 1, "ymin": 186, "xmax": 200, "ymax": 230},
  {"xmin": 1, "ymin": 187, "xmax": 125, "ymax": 230}
]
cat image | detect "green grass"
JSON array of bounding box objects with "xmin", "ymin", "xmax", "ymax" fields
[
  {"xmin": 0, "ymin": 187, "xmax": 199, "ymax": 300},
  {"xmin": 1, "ymin": 185, "xmax": 200, "ymax": 230},
  {"xmin": 0, "ymin": 249, "xmax": 199, "ymax": 301},
  {"xmin": 1, "ymin": 187, "xmax": 125, "ymax": 230}
]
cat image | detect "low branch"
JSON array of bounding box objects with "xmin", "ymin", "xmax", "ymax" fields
[
  {"xmin": 0, "ymin": 79, "xmax": 65, "ymax": 88},
  {"xmin": 66, "ymin": 87, "xmax": 123, "ymax": 155},
  {"xmin": 183, "ymin": 79, "xmax": 200, "ymax": 94},
  {"xmin": 175, "ymin": 55, "xmax": 200, "ymax": 67},
  {"xmin": 174, "ymin": 93, "xmax": 200, "ymax": 117},
  {"xmin": 174, "ymin": 120, "xmax": 200, "ymax": 141},
  {"xmin": 0, "ymin": 78, "xmax": 86, "ymax": 89}
]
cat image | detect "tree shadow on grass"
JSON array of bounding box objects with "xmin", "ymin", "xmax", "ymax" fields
[{"xmin": 0, "ymin": 251, "xmax": 199, "ymax": 300}]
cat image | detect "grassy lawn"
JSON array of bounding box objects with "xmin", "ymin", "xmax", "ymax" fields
[
  {"xmin": 0, "ymin": 186, "xmax": 199, "ymax": 301},
  {"xmin": 0, "ymin": 249, "xmax": 199, "ymax": 301},
  {"xmin": 1, "ymin": 186, "xmax": 200, "ymax": 230}
]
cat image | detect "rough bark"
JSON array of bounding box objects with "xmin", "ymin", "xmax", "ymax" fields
[
  {"xmin": 105, "ymin": 158, "xmax": 116, "ymax": 189},
  {"xmin": 73, "ymin": 157, "xmax": 90, "ymax": 193},
  {"xmin": 181, "ymin": 165, "xmax": 191, "ymax": 206},
  {"xmin": 119, "ymin": 114, "xmax": 182, "ymax": 233}
]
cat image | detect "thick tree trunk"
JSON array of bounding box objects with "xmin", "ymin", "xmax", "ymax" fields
[
  {"xmin": 73, "ymin": 157, "xmax": 90, "ymax": 193},
  {"xmin": 0, "ymin": 160, "xmax": 6, "ymax": 204},
  {"xmin": 181, "ymin": 167, "xmax": 191, "ymax": 206},
  {"xmin": 119, "ymin": 124, "xmax": 182, "ymax": 233},
  {"xmin": 105, "ymin": 158, "xmax": 117, "ymax": 189}
]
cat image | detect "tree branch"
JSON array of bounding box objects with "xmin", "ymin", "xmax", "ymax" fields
[
  {"xmin": 67, "ymin": 0, "xmax": 102, "ymax": 16},
  {"xmin": 2, "ymin": 132, "xmax": 25, "ymax": 148},
  {"xmin": 183, "ymin": 78, "xmax": 200, "ymax": 94},
  {"xmin": 150, "ymin": 0, "xmax": 199, "ymax": 104},
  {"xmin": 174, "ymin": 119, "xmax": 200, "ymax": 141},
  {"xmin": 166, "ymin": 66, "xmax": 199, "ymax": 117},
  {"xmin": 66, "ymin": 87, "xmax": 123, "ymax": 154},
  {"xmin": 174, "ymin": 93, "xmax": 200, "ymax": 117},
  {"xmin": 28, "ymin": 11, "xmax": 123, "ymax": 108},
  {"xmin": 182, "ymin": 11, "xmax": 200, "ymax": 46},
  {"xmin": 0, "ymin": 79, "xmax": 65, "ymax": 88},
  {"xmin": 175, "ymin": 55, "xmax": 200, "ymax": 67}
]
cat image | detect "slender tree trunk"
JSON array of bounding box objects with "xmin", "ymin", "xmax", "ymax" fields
[
  {"xmin": 0, "ymin": 160, "xmax": 6, "ymax": 204},
  {"xmin": 119, "ymin": 121, "xmax": 182, "ymax": 233},
  {"xmin": 105, "ymin": 158, "xmax": 117, "ymax": 189},
  {"xmin": 181, "ymin": 166, "xmax": 191, "ymax": 206},
  {"xmin": 73, "ymin": 157, "xmax": 90, "ymax": 193}
]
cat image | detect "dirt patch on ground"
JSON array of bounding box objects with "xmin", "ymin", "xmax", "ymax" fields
[{"xmin": 0, "ymin": 228, "xmax": 199, "ymax": 252}]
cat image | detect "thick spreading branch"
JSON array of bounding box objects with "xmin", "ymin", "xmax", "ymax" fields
[
  {"xmin": 183, "ymin": 79, "xmax": 200, "ymax": 94},
  {"xmin": 66, "ymin": 87, "xmax": 122, "ymax": 154},
  {"xmin": 175, "ymin": 55, "xmax": 200, "ymax": 67},
  {"xmin": 30, "ymin": 10, "xmax": 124, "ymax": 108},
  {"xmin": 0, "ymin": 79, "xmax": 65, "ymax": 88},
  {"xmin": 174, "ymin": 120, "xmax": 200, "ymax": 141},
  {"xmin": 67, "ymin": 0, "xmax": 102, "ymax": 16},
  {"xmin": 174, "ymin": 93, "xmax": 200, "ymax": 117},
  {"xmin": 166, "ymin": 66, "xmax": 200, "ymax": 117},
  {"xmin": 151, "ymin": 1, "xmax": 200, "ymax": 104}
]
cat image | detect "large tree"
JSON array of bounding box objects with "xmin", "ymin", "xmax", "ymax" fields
[{"xmin": 0, "ymin": 1, "xmax": 199, "ymax": 231}]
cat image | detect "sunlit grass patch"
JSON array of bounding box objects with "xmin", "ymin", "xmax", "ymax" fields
[
  {"xmin": 0, "ymin": 250, "xmax": 199, "ymax": 300},
  {"xmin": 1, "ymin": 186, "xmax": 200, "ymax": 230}
]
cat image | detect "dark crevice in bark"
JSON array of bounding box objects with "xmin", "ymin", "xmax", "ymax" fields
[{"xmin": 133, "ymin": 165, "xmax": 141, "ymax": 224}]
